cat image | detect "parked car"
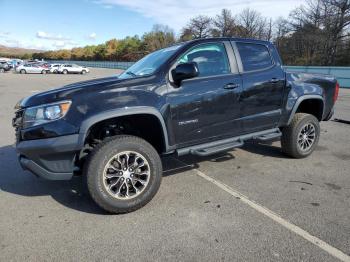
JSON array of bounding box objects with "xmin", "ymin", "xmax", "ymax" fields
[
  {"xmin": 57, "ymin": 64, "xmax": 89, "ymax": 74},
  {"xmin": 12, "ymin": 37, "xmax": 339, "ymax": 214},
  {"xmin": 49, "ymin": 64, "xmax": 61, "ymax": 73},
  {"xmin": 0, "ymin": 61, "xmax": 11, "ymax": 73},
  {"xmin": 36, "ymin": 62, "xmax": 51, "ymax": 69},
  {"xmin": 16, "ymin": 64, "xmax": 48, "ymax": 74}
]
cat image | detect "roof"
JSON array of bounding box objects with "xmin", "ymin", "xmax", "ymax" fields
[{"xmin": 182, "ymin": 37, "xmax": 272, "ymax": 46}]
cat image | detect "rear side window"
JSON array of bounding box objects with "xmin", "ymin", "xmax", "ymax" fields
[{"xmin": 236, "ymin": 43, "xmax": 272, "ymax": 72}]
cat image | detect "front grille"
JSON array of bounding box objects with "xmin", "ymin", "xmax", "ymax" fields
[{"xmin": 13, "ymin": 109, "xmax": 24, "ymax": 142}]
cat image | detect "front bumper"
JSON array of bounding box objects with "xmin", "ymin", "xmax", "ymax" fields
[{"xmin": 16, "ymin": 134, "xmax": 80, "ymax": 180}]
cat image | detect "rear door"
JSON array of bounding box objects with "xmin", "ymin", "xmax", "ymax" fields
[
  {"xmin": 65, "ymin": 65, "xmax": 72, "ymax": 72},
  {"xmin": 32, "ymin": 65, "xmax": 42, "ymax": 73},
  {"xmin": 27, "ymin": 64, "xmax": 36, "ymax": 73},
  {"xmin": 23, "ymin": 64, "xmax": 31, "ymax": 72},
  {"xmin": 71, "ymin": 64, "xmax": 80, "ymax": 73},
  {"xmin": 232, "ymin": 41, "xmax": 285, "ymax": 134}
]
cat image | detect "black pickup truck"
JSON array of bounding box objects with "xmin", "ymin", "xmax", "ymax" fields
[{"xmin": 13, "ymin": 38, "xmax": 339, "ymax": 213}]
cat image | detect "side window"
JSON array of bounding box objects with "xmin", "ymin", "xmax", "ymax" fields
[
  {"xmin": 177, "ymin": 43, "xmax": 230, "ymax": 77},
  {"xmin": 236, "ymin": 43, "xmax": 273, "ymax": 72}
]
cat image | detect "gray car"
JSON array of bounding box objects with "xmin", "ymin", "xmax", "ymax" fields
[{"xmin": 0, "ymin": 61, "xmax": 11, "ymax": 73}]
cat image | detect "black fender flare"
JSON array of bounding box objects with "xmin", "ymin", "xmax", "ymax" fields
[
  {"xmin": 77, "ymin": 106, "xmax": 170, "ymax": 151},
  {"xmin": 287, "ymin": 95, "xmax": 325, "ymax": 125}
]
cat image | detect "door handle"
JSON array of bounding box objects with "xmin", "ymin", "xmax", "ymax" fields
[
  {"xmin": 224, "ymin": 83, "xmax": 240, "ymax": 89},
  {"xmin": 270, "ymin": 78, "xmax": 279, "ymax": 83}
]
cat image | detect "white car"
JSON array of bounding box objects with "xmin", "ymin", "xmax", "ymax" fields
[
  {"xmin": 16, "ymin": 64, "xmax": 48, "ymax": 74},
  {"xmin": 49, "ymin": 64, "xmax": 61, "ymax": 73},
  {"xmin": 58, "ymin": 64, "xmax": 89, "ymax": 74}
]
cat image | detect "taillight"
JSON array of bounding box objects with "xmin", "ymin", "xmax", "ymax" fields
[{"xmin": 334, "ymin": 82, "xmax": 340, "ymax": 103}]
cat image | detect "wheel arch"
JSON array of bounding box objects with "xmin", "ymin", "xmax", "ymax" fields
[
  {"xmin": 77, "ymin": 106, "xmax": 170, "ymax": 153},
  {"xmin": 287, "ymin": 95, "xmax": 324, "ymax": 125}
]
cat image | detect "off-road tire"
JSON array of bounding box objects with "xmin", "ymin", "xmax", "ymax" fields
[
  {"xmin": 281, "ymin": 113, "xmax": 320, "ymax": 158},
  {"xmin": 84, "ymin": 135, "xmax": 162, "ymax": 214}
]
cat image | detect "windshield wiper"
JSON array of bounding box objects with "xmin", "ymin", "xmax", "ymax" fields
[{"xmin": 125, "ymin": 71, "xmax": 137, "ymax": 77}]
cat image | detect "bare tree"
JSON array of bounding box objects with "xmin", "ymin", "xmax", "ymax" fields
[
  {"xmin": 213, "ymin": 9, "xmax": 237, "ymax": 37},
  {"xmin": 321, "ymin": 0, "xmax": 350, "ymax": 64},
  {"xmin": 266, "ymin": 18, "xmax": 273, "ymax": 41},
  {"xmin": 286, "ymin": 0, "xmax": 350, "ymax": 65},
  {"xmin": 237, "ymin": 8, "xmax": 268, "ymax": 39},
  {"xmin": 180, "ymin": 15, "xmax": 212, "ymax": 39},
  {"xmin": 274, "ymin": 17, "xmax": 290, "ymax": 46}
]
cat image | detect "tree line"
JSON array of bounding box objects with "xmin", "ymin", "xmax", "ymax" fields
[{"xmin": 32, "ymin": 0, "xmax": 350, "ymax": 66}]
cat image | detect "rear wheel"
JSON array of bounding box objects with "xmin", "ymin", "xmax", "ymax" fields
[
  {"xmin": 281, "ymin": 113, "xmax": 320, "ymax": 158},
  {"xmin": 63, "ymin": 69, "xmax": 68, "ymax": 74},
  {"xmin": 41, "ymin": 70, "xmax": 46, "ymax": 74},
  {"xmin": 0, "ymin": 68, "xmax": 4, "ymax": 73},
  {"xmin": 20, "ymin": 69, "xmax": 26, "ymax": 74},
  {"xmin": 84, "ymin": 135, "xmax": 162, "ymax": 214}
]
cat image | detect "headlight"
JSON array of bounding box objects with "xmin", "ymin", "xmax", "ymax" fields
[{"xmin": 23, "ymin": 101, "xmax": 71, "ymax": 128}]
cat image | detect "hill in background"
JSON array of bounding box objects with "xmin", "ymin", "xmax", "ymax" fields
[{"xmin": 0, "ymin": 45, "xmax": 44, "ymax": 57}]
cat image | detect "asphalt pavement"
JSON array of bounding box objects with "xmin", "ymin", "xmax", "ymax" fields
[{"xmin": 0, "ymin": 69, "xmax": 349, "ymax": 261}]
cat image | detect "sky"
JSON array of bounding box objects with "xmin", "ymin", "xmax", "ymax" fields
[{"xmin": 0, "ymin": 0, "xmax": 304, "ymax": 50}]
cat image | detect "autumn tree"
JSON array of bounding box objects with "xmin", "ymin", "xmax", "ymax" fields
[
  {"xmin": 143, "ymin": 24, "xmax": 175, "ymax": 52},
  {"xmin": 105, "ymin": 39, "xmax": 119, "ymax": 60}
]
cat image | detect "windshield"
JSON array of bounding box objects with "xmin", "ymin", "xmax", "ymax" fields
[{"xmin": 118, "ymin": 44, "xmax": 183, "ymax": 79}]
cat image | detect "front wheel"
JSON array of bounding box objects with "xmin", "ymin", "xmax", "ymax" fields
[
  {"xmin": 281, "ymin": 113, "xmax": 320, "ymax": 158},
  {"xmin": 81, "ymin": 70, "xmax": 86, "ymax": 75},
  {"xmin": 84, "ymin": 135, "xmax": 162, "ymax": 214},
  {"xmin": 20, "ymin": 69, "xmax": 26, "ymax": 74},
  {"xmin": 0, "ymin": 68, "xmax": 4, "ymax": 73},
  {"xmin": 62, "ymin": 69, "xmax": 68, "ymax": 74},
  {"xmin": 41, "ymin": 70, "xmax": 46, "ymax": 74}
]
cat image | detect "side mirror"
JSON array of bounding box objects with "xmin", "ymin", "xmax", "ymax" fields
[{"xmin": 171, "ymin": 62, "xmax": 199, "ymax": 86}]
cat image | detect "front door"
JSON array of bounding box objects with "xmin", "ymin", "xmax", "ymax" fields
[{"xmin": 167, "ymin": 42, "xmax": 242, "ymax": 147}]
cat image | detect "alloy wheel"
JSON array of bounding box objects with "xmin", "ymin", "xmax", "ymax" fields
[
  {"xmin": 102, "ymin": 151, "xmax": 151, "ymax": 200},
  {"xmin": 297, "ymin": 123, "xmax": 316, "ymax": 151}
]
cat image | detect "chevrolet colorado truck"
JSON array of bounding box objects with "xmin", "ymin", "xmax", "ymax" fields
[{"xmin": 12, "ymin": 38, "xmax": 339, "ymax": 214}]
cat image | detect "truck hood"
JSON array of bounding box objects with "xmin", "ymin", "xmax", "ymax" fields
[{"xmin": 17, "ymin": 75, "xmax": 155, "ymax": 108}]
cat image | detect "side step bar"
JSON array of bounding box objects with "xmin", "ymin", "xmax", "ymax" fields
[
  {"xmin": 176, "ymin": 128, "xmax": 280, "ymax": 157},
  {"xmin": 191, "ymin": 140, "xmax": 244, "ymax": 157},
  {"xmin": 253, "ymin": 130, "xmax": 282, "ymax": 142}
]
